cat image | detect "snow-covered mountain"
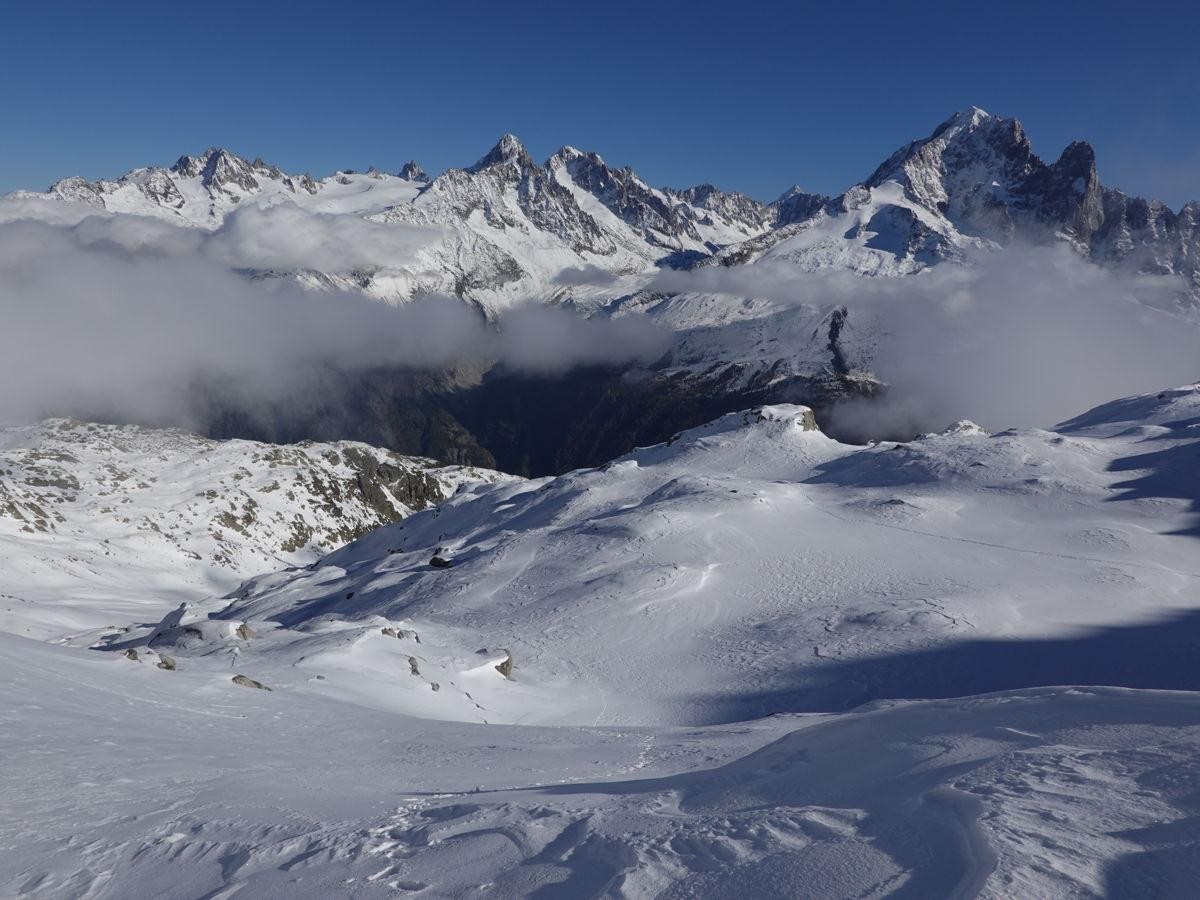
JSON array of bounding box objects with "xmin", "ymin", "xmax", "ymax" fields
[
  {"xmin": 10, "ymin": 106, "xmax": 1199, "ymax": 308},
  {"xmin": 0, "ymin": 419, "xmax": 509, "ymax": 640},
  {"xmin": 713, "ymin": 107, "xmax": 1200, "ymax": 294},
  {"xmin": 7, "ymin": 137, "xmax": 774, "ymax": 310},
  {"xmin": 6, "ymin": 384, "xmax": 1200, "ymax": 896}
]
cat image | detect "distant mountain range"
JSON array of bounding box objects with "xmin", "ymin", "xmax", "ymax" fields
[{"xmin": 10, "ymin": 106, "xmax": 1199, "ymax": 308}]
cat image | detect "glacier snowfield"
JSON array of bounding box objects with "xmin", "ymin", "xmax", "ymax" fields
[{"xmin": 3, "ymin": 387, "xmax": 1200, "ymax": 897}]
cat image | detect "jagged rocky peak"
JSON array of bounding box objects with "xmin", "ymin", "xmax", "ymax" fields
[
  {"xmin": 399, "ymin": 160, "xmax": 430, "ymax": 182},
  {"xmin": 1023, "ymin": 139, "xmax": 1103, "ymax": 241},
  {"xmin": 863, "ymin": 105, "xmax": 1110, "ymax": 243},
  {"xmin": 469, "ymin": 133, "xmax": 537, "ymax": 174},
  {"xmin": 48, "ymin": 175, "xmax": 107, "ymax": 206},
  {"xmin": 417, "ymin": 133, "xmax": 615, "ymax": 256},
  {"xmin": 770, "ymin": 185, "xmax": 828, "ymax": 227},
  {"xmin": 548, "ymin": 145, "xmax": 685, "ymax": 243},
  {"xmin": 121, "ymin": 166, "xmax": 186, "ymax": 207},
  {"xmin": 666, "ymin": 183, "xmax": 770, "ymax": 229},
  {"xmin": 867, "ymin": 106, "xmax": 1036, "ymax": 215},
  {"xmin": 171, "ymin": 147, "xmax": 262, "ymax": 193}
]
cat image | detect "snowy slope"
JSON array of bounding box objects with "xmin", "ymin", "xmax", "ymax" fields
[
  {"xmin": 0, "ymin": 419, "xmax": 510, "ymax": 640},
  {"xmin": 3, "ymin": 387, "xmax": 1200, "ymax": 896},
  {"xmin": 12, "ymin": 626, "xmax": 1200, "ymax": 898},
  {"xmin": 102, "ymin": 387, "xmax": 1200, "ymax": 730}
]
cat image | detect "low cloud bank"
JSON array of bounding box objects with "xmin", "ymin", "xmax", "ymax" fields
[
  {"xmin": 2, "ymin": 194, "xmax": 1195, "ymax": 439},
  {"xmin": 0, "ymin": 212, "xmax": 667, "ymax": 426},
  {"xmin": 650, "ymin": 247, "xmax": 1200, "ymax": 437}
]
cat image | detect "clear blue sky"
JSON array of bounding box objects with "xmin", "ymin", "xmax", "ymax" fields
[{"xmin": 4, "ymin": 0, "xmax": 1199, "ymax": 206}]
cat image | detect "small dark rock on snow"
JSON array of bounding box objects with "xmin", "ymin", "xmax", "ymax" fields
[
  {"xmin": 495, "ymin": 650, "xmax": 514, "ymax": 679},
  {"xmin": 232, "ymin": 674, "xmax": 271, "ymax": 691}
]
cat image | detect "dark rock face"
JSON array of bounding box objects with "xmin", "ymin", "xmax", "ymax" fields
[
  {"xmin": 770, "ymin": 186, "xmax": 829, "ymax": 227},
  {"xmin": 423, "ymin": 136, "xmax": 616, "ymax": 256},
  {"xmin": 196, "ymin": 354, "xmax": 874, "ymax": 479},
  {"xmin": 130, "ymin": 168, "xmax": 186, "ymax": 208},
  {"xmin": 1019, "ymin": 140, "xmax": 1104, "ymax": 241},
  {"xmin": 495, "ymin": 650, "xmax": 513, "ymax": 679},
  {"xmin": 669, "ymin": 183, "xmax": 769, "ymax": 233},
  {"xmin": 547, "ymin": 149, "xmax": 770, "ymax": 253},
  {"xmin": 48, "ymin": 176, "xmax": 107, "ymax": 206},
  {"xmin": 171, "ymin": 148, "xmax": 264, "ymax": 194},
  {"xmin": 560, "ymin": 149, "xmax": 685, "ymax": 246},
  {"xmin": 339, "ymin": 446, "xmax": 444, "ymax": 515},
  {"xmin": 399, "ymin": 160, "xmax": 430, "ymax": 183}
]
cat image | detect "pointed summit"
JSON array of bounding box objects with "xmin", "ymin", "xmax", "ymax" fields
[
  {"xmin": 169, "ymin": 147, "xmax": 261, "ymax": 192},
  {"xmin": 399, "ymin": 160, "xmax": 430, "ymax": 182},
  {"xmin": 469, "ymin": 134, "xmax": 535, "ymax": 173},
  {"xmin": 942, "ymin": 105, "xmax": 991, "ymax": 130}
]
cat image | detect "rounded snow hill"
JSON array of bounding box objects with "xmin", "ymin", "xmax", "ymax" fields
[{"xmin": 124, "ymin": 387, "xmax": 1200, "ymax": 728}]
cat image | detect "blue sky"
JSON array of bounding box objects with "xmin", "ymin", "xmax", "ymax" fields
[{"xmin": 4, "ymin": 0, "xmax": 1198, "ymax": 206}]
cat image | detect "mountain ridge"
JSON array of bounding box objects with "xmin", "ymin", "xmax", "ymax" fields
[{"xmin": 11, "ymin": 107, "xmax": 1198, "ymax": 309}]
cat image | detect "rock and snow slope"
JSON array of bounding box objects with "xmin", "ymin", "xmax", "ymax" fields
[
  {"xmin": 3, "ymin": 386, "xmax": 1200, "ymax": 897},
  {"xmin": 0, "ymin": 419, "xmax": 509, "ymax": 640}
]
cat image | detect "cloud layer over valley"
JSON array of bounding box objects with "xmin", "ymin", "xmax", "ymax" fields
[
  {"xmin": 0, "ymin": 206, "xmax": 668, "ymax": 426},
  {"xmin": 651, "ymin": 248, "xmax": 1200, "ymax": 436}
]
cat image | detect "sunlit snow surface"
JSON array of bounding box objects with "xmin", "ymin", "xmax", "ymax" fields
[{"xmin": 4, "ymin": 387, "xmax": 1200, "ymax": 897}]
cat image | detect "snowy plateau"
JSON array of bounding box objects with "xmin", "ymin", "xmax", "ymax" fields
[{"xmin": 1, "ymin": 107, "xmax": 1200, "ymax": 899}]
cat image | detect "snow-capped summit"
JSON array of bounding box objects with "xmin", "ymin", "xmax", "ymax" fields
[
  {"xmin": 467, "ymin": 133, "xmax": 536, "ymax": 174},
  {"xmin": 171, "ymin": 147, "xmax": 263, "ymax": 193},
  {"xmin": 863, "ymin": 106, "xmax": 1104, "ymax": 245}
]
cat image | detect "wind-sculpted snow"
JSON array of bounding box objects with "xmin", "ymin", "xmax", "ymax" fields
[
  {"xmin": 105, "ymin": 389, "xmax": 1200, "ymax": 729},
  {"xmin": 6, "ymin": 630, "xmax": 1200, "ymax": 895},
  {"xmin": 4, "ymin": 388, "xmax": 1200, "ymax": 896}
]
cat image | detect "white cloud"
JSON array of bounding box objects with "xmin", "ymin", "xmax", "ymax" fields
[{"xmin": 0, "ymin": 217, "xmax": 666, "ymax": 427}]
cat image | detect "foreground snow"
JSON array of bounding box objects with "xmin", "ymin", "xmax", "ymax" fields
[
  {"xmin": 4, "ymin": 631, "xmax": 1200, "ymax": 897},
  {"xmin": 3, "ymin": 386, "xmax": 1200, "ymax": 896}
]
